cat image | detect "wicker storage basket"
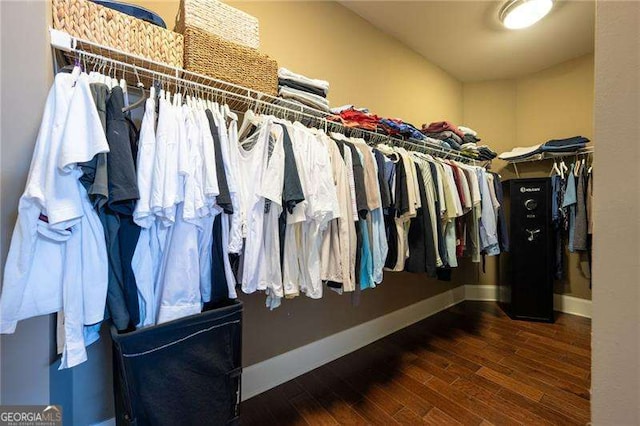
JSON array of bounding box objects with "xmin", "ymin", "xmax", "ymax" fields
[
  {"xmin": 183, "ymin": 27, "xmax": 277, "ymax": 95},
  {"xmin": 52, "ymin": 0, "xmax": 184, "ymax": 68},
  {"xmin": 175, "ymin": 0, "xmax": 259, "ymax": 49}
]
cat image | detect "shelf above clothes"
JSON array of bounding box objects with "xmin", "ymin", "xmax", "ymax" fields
[
  {"xmin": 502, "ymin": 146, "xmax": 594, "ymax": 177},
  {"xmin": 49, "ymin": 28, "xmax": 478, "ymax": 164},
  {"xmin": 502, "ymin": 146, "xmax": 594, "ymax": 164}
]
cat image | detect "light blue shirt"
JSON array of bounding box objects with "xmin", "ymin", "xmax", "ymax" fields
[
  {"xmin": 562, "ymin": 165, "xmax": 577, "ymax": 252},
  {"xmin": 359, "ymin": 219, "xmax": 374, "ymax": 290},
  {"xmin": 477, "ymin": 168, "xmax": 500, "ymax": 256}
]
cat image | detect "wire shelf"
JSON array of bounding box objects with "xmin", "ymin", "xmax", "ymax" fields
[
  {"xmin": 50, "ymin": 29, "xmax": 478, "ymax": 164},
  {"xmin": 501, "ymin": 146, "xmax": 594, "ymax": 164}
]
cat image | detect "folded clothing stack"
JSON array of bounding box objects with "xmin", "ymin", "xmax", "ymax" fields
[
  {"xmin": 540, "ymin": 136, "xmax": 590, "ymax": 152},
  {"xmin": 330, "ymin": 107, "xmax": 381, "ymax": 130},
  {"xmin": 498, "ymin": 136, "xmax": 590, "ymax": 161},
  {"xmin": 278, "ymin": 67, "xmax": 330, "ymax": 112},
  {"xmin": 379, "ymin": 118, "xmax": 424, "ymax": 140},
  {"xmin": 421, "ymin": 121, "xmax": 485, "ymax": 151},
  {"xmin": 477, "ymin": 146, "xmax": 498, "ymax": 160},
  {"xmin": 461, "ymin": 143, "xmax": 497, "ymax": 161},
  {"xmin": 330, "ymin": 107, "xmax": 426, "ymax": 140}
]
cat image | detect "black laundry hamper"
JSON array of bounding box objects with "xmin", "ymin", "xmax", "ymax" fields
[{"xmin": 111, "ymin": 300, "xmax": 243, "ymax": 426}]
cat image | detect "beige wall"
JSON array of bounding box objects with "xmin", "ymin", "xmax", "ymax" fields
[
  {"xmin": 0, "ymin": 0, "xmax": 53, "ymax": 407},
  {"xmin": 516, "ymin": 54, "xmax": 594, "ymax": 148},
  {"xmin": 591, "ymin": 1, "xmax": 640, "ymax": 423},
  {"xmin": 463, "ymin": 53, "xmax": 594, "ymax": 300}
]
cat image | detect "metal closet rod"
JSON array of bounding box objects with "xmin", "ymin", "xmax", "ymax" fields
[{"xmin": 51, "ymin": 29, "xmax": 476, "ymax": 163}]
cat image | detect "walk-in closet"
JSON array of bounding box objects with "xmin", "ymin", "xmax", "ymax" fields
[{"xmin": 0, "ymin": 0, "xmax": 638, "ymax": 424}]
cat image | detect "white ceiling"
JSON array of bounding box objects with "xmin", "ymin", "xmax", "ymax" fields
[{"xmin": 340, "ymin": 1, "xmax": 595, "ymax": 82}]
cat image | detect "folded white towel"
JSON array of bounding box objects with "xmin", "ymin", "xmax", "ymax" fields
[
  {"xmin": 461, "ymin": 143, "xmax": 478, "ymax": 151},
  {"xmin": 458, "ymin": 126, "xmax": 477, "ymax": 136},
  {"xmin": 498, "ymin": 144, "xmax": 542, "ymax": 160},
  {"xmin": 278, "ymin": 67, "xmax": 330, "ymax": 93}
]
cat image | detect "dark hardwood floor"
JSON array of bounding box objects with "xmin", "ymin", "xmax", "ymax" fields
[{"xmin": 241, "ymin": 301, "xmax": 591, "ymax": 425}]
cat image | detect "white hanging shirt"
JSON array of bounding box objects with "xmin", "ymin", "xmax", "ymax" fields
[
  {"xmin": 226, "ymin": 117, "xmax": 244, "ymax": 254},
  {"xmin": 1, "ymin": 71, "xmax": 109, "ymax": 369},
  {"xmin": 234, "ymin": 117, "xmax": 284, "ymax": 294},
  {"xmin": 131, "ymin": 96, "xmax": 158, "ymax": 327},
  {"xmin": 198, "ymin": 109, "xmax": 219, "ymax": 206}
]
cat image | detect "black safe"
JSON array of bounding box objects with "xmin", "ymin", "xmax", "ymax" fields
[{"xmin": 498, "ymin": 178, "xmax": 554, "ymax": 323}]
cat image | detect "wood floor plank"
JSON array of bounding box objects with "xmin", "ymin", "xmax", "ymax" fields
[
  {"xmin": 400, "ymin": 362, "xmax": 435, "ymax": 384},
  {"xmin": 507, "ymin": 369, "xmax": 591, "ymax": 412},
  {"xmin": 353, "ymin": 381, "xmax": 404, "ymax": 417},
  {"xmin": 452, "ymin": 377, "xmax": 554, "ymax": 426},
  {"xmin": 479, "ymin": 325, "xmax": 592, "ymax": 372},
  {"xmin": 259, "ymin": 386, "xmax": 310, "ymax": 426},
  {"xmin": 499, "ymin": 355, "xmax": 591, "ymax": 398},
  {"xmin": 427, "ymin": 337, "xmax": 514, "ymax": 376},
  {"xmin": 445, "ymin": 365, "xmax": 504, "ymax": 394},
  {"xmin": 521, "ymin": 332, "xmax": 591, "ymax": 357},
  {"xmin": 422, "ymin": 344, "xmax": 483, "ymax": 373},
  {"xmin": 311, "ymin": 366, "xmax": 362, "ymax": 403},
  {"xmin": 424, "ymin": 376, "xmax": 521, "ymax": 426},
  {"xmin": 495, "ymin": 388, "xmax": 583, "ymax": 426},
  {"xmin": 409, "ymin": 358, "xmax": 457, "ymax": 384},
  {"xmin": 385, "ymin": 378, "xmax": 435, "ymax": 417},
  {"xmin": 240, "ymin": 393, "xmax": 279, "ymax": 426},
  {"xmin": 540, "ymin": 394, "xmax": 591, "ymax": 425},
  {"xmin": 295, "ymin": 371, "xmax": 369, "ymax": 425},
  {"xmin": 392, "ymin": 407, "xmax": 429, "ymax": 425},
  {"xmin": 422, "ymin": 407, "xmax": 462, "ymax": 426},
  {"xmin": 350, "ymin": 396, "xmax": 401, "ymax": 426},
  {"xmin": 476, "ymin": 367, "xmax": 544, "ymax": 401},
  {"xmin": 392, "ymin": 372, "xmax": 483, "ymax": 425},
  {"xmin": 290, "ymin": 390, "xmax": 339, "ymax": 426},
  {"xmin": 515, "ymin": 347, "xmax": 590, "ymax": 380}
]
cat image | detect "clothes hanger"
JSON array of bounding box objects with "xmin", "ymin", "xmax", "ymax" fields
[
  {"xmin": 122, "ymin": 66, "xmax": 146, "ymax": 113},
  {"xmin": 559, "ymin": 158, "xmax": 568, "ymax": 179},
  {"xmin": 173, "ymin": 87, "xmax": 180, "ymax": 108},
  {"xmin": 550, "ymin": 159, "xmax": 561, "ymax": 177},
  {"xmin": 238, "ymin": 97, "xmax": 261, "ymax": 140},
  {"xmin": 87, "ymin": 54, "xmax": 98, "ymax": 82},
  {"xmin": 574, "ymin": 156, "xmax": 583, "ymax": 177},
  {"xmin": 119, "ymin": 64, "xmax": 129, "ymax": 106},
  {"xmin": 103, "ymin": 61, "xmax": 111, "ymax": 87},
  {"xmin": 110, "ymin": 61, "xmax": 118, "ymax": 89}
]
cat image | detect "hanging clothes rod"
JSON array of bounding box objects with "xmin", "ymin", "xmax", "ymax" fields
[{"xmin": 49, "ymin": 28, "xmax": 476, "ymax": 164}]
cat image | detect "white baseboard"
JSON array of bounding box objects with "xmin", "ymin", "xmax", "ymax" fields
[
  {"xmin": 464, "ymin": 285, "xmax": 592, "ymax": 318},
  {"xmin": 464, "ymin": 284, "xmax": 499, "ymax": 301},
  {"xmin": 241, "ymin": 285, "xmax": 466, "ymax": 401},
  {"xmin": 554, "ymin": 293, "xmax": 592, "ymax": 318}
]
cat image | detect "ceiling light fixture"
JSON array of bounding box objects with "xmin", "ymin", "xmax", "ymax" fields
[{"xmin": 499, "ymin": 0, "xmax": 553, "ymax": 30}]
